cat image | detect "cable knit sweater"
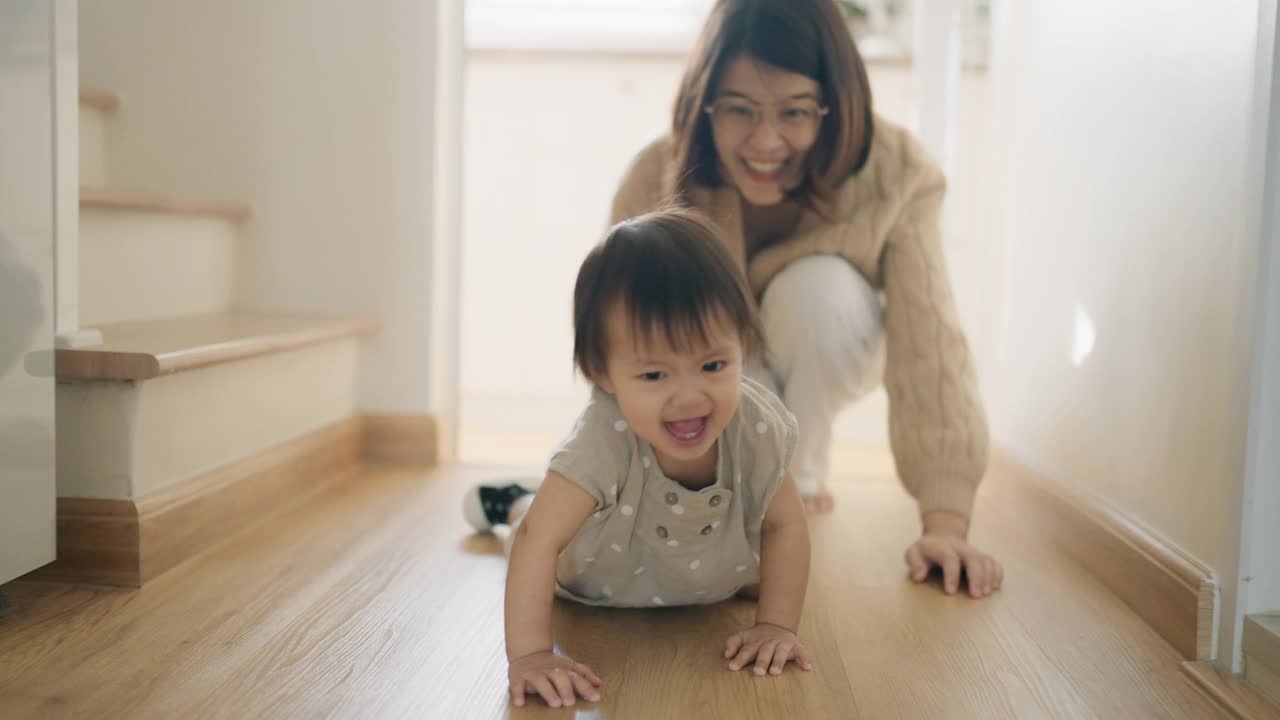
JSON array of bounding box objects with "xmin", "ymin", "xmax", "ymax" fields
[{"xmin": 608, "ymin": 115, "xmax": 989, "ymax": 519}]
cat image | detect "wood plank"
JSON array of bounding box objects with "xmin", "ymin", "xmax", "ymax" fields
[
  {"xmin": 0, "ymin": 461, "xmax": 1224, "ymax": 718},
  {"xmin": 55, "ymin": 312, "xmax": 382, "ymax": 381},
  {"xmin": 988, "ymin": 449, "xmax": 1216, "ymax": 660},
  {"xmin": 362, "ymin": 413, "xmax": 439, "ymax": 466},
  {"xmin": 0, "ymin": 469, "xmax": 423, "ymax": 715},
  {"xmin": 81, "ymin": 187, "xmax": 251, "ymax": 222},
  {"xmin": 79, "ymin": 86, "xmax": 119, "ymax": 112},
  {"xmin": 173, "ymin": 466, "xmax": 539, "ymax": 719},
  {"xmin": 1182, "ymin": 661, "xmax": 1280, "ymax": 720},
  {"xmin": 811, "ymin": 469, "xmax": 1216, "ymax": 719}
]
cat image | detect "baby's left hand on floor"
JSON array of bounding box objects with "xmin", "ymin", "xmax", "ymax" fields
[{"xmin": 723, "ymin": 623, "xmax": 815, "ymax": 676}]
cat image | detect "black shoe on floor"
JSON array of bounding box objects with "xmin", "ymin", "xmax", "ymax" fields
[{"xmin": 462, "ymin": 481, "xmax": 533, "ymax": 531}]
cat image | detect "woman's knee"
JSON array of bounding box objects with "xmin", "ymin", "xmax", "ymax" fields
[{"xmin": 760, "ymin": 255, "xmax": 884, "ymax": 374}]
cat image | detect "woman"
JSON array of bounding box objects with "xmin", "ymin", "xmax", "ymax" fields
[{"xmin": 609, "ymin": 0, "xmax": 1002, "ymax": 597}]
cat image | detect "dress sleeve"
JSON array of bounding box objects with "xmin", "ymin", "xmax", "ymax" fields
[
  {"xmin": 737, "ymin": 377, "xmax": 800, "ymax": 531},
  {"xmin": 546, "ymin": 387, "xmax": 634, "ymax": 509}
]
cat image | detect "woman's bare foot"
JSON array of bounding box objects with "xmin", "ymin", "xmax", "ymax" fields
[{"xmin": 802, "ymin": 488, "xmax": 835, "ymax": 514}]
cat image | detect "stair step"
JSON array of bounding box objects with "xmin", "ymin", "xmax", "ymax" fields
[
  {"xmin": 79, "ymin": 85, "xmax": 119, "ymax": 112},
  {"xmin": 1248, "ymin": 615, "xmax": 1280, "ymax": 665},
  {"xmin": 1246, "ymin": 614, "xmax": 1280, "ymax": 708},
  {"xmin": 80, "ymin": 207, "xmax": 240, "ymax": 326},
  {"xmin": 56, "ymin": 312, "xmax": 381, "ymax": 381},
  {"xmin": 51, "ymin": 312, "xmax": 382, "ymax": 502},
  {"xmin": 81, "ymin": 187, "xmax": 250, "ymax": 222}
]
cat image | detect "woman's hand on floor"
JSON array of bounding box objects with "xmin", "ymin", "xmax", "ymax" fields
[
  {"xmin": 724, "ymin": 623, "xmax": 815, "ymax": 676},
  {"xmin": 904, "ymin": 511, "xmax": 1004, "ymax": 598},
  {"xmin": 508, "ymin": 650, "xmax": 602, "ymax": 708}
]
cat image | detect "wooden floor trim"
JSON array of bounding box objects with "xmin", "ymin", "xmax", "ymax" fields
[
  {"xmin": 24, "ymin": 498, "xmax": 140, "ymax": 586},
  {"xmin": 28, "ymin": 413, "xmax": 436, "ymax": 588},
  {"xmin": 991, "ymin": 449, "xmax": 1217, "ymax": 660},
  {"xmin": 55, "ymin": 312, "xmax": 382, "ymax": 381},
  {"xmin": 79, "ymin": 85, "xmax": 120, "ymax": 112},
  {"xmin": 362, "ymin": 413, "xmax": 439, "ymax": 466},
  {"xmin": 81, "ymin": 187, "xmax": 251, "ymax": 222}
]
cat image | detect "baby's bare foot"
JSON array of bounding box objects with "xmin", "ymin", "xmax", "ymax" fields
[{"xmin": 802, "ymin": 488, "xmax": 835, "ymax": 514}]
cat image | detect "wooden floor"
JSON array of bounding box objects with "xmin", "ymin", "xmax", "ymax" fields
[{"xmin": 0, "ymin": 456, "xmax": 1227, "ymax": 719}]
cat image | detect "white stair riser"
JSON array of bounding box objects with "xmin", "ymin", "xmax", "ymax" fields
[
  {"xmin": 80, "ymin": 103, "xmax": 108, "ymax": 187},
  {"xmin": 80, "ymin": 208, "xmax": 238, "ymax": 326},
  {"xmin": 57, "ymin": 338, "xmax": 360, "ymax": 499}
]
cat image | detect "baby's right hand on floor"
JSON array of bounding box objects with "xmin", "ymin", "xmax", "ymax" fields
[{"xmin": 508, "ymin": 650, "xmax": 602, "ymax": 708}]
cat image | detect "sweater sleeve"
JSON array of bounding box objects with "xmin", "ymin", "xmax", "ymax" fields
[
  {"xmin": 879, "ymin": 162, "xmax": 990, "ymax": 520},
  {"xmin": 608, "ymin": 137, "xmax": 672, "ymax": 227}
]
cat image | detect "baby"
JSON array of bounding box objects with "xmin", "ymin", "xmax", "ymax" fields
[{"xmin": 463, "ymin": 209, "xmax": 813, "ymax": 708}]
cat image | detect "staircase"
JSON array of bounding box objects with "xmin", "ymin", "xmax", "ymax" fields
[{"xmin": 28, "ymin": 87, "xmax": 433, "ymax": 588}]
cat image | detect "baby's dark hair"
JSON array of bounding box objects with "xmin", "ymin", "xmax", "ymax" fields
[{"xmin": 573, "ymin": 208, "xmax": 766, "ymax": 380}]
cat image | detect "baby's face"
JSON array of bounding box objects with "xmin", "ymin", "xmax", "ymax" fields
[{"xmin": 597, "ymin": 303, "xmax": 743, "ymax": 482}]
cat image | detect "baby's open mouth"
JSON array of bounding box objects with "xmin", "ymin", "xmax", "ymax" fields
[{"xmin": 664, "ymin": 415, "xmax": 710, "ymax": 446}]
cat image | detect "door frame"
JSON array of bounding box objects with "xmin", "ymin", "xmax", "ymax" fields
[
  {"xmin": 428, "ymin": 0, "xmax": 465, "ymax": 462},
  {"xmin": 1223, "ymin": 0, "xmax": 1280, "ymax": 674}
]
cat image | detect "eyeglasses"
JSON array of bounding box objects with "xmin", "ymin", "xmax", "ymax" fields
[{"xmin": 703, "ymin": 97, "xmax": 829, "ymax": 137}]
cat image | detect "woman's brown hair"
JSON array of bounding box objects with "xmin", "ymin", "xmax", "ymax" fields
[{"xmin": 672, "ymin": 0, "xmax": 874, "ymax": 211}]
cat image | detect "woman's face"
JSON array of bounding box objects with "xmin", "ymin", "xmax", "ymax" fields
[{"xmin": 708, "ymin": 56, "xmax": 825, "ymax": 206}]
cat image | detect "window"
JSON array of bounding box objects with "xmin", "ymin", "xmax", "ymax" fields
[{"xmin": 465, "ymin": 0, "xmax": 716, "ymax": 53}]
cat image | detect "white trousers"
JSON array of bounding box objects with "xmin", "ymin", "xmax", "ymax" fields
[{"xmin": 746, "ymin": 255, "xmax": 886, "ymax": 496}]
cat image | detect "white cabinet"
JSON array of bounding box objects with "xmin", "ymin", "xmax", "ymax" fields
[{"xmin": 0, "ymin": 0, "xmax": 58, "ymax": 585}]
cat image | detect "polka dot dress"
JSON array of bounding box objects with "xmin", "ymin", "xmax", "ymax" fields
[{"xmin": 542, "ymin": 377, "xmax": 798, "ymax": 608}]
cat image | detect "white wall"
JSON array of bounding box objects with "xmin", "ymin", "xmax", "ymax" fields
[
  {"xmin": 459, "ymin": 52, "xmax": 993, "ymax": 458},
  {"xmin": 78, "ymin": 0, "xmax": 439, "ymax": 413},
  {"xmin": 52, "ymin": 0, "xmax": 81, "ymax": 341},
  {"xmin": 459, "ymin": 52, "xmax": 679, "ymax": 444},
  {"xmin": 985, "ymin": 0, "xmax": 1266, "ymax": 664}
]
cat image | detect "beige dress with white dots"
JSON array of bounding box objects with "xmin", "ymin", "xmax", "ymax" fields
[{"xmin": 544, "ymin": 377, "xmax": 798, "ymax": 608}]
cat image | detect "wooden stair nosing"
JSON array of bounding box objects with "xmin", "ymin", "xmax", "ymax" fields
[
  {"xmin": 81, "ymin": 187, "xmax": 251, "ymax": 222},
  {"xmin": 79, "ymin": 85, "xmax": 120, "ymax": 112},
  {"xmin": 55, "ymin": 313, "xmax": 383, "ymax": 381}
]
